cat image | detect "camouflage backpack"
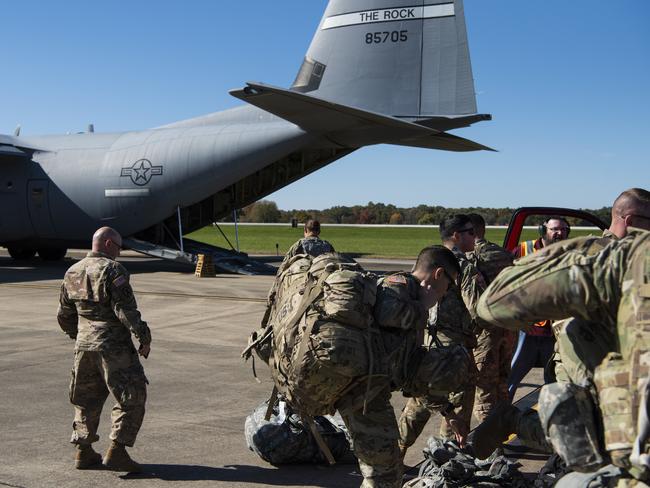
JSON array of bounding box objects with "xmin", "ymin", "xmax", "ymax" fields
[
  {"xmin": 472, "ymin": 239, "xmax": 513, "ymax": 284},
  {"xmin": 272, "ymin": 253, "xmax": 380, "ymax": 417},
  {"xmin": 248, "ymin": 253, "xmax": 380, "ymax": 417},
  {"xmin": 592, "ymin": 238, "xmax": 650, "ymax": 480}
]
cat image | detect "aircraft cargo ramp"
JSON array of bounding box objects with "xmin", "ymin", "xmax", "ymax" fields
[{"xmin": 124, "ymin": 237, "xmax": 277, "ymax": 276}]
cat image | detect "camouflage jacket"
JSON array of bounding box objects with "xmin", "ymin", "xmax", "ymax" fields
[
  {"xmin": 428, "ymin": 283, "xmax": 475, "ymax": 348},
  {"xmin": 550, "ymin": 230, "xmax": 619, "ymax": 385},
  {"xmin": 374, "ymin": 272, "xmax": 428, "ymax": 388},
  {"xmin": 470, "ymin": 238, "xmax": 513, "ymax": 284},
  {"xmin": 277, "ymin": 237, "xmax": 335, "ymax": 276},
  {"xmin": 476, "ymin": 230, "xmax": 648, "ymax": 339},
  {"xmin": 262, "ymin": 237, "xmax": 336, "ymax": 323},
  {"xmin": 57, "ymin": 252, "xmax": 151, "ymax": 351}
]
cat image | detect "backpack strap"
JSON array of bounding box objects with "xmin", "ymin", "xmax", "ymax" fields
[
  {"xmin": 305, "ymin": 416, "xmax": 336, "ymax": 465},
  {"xmin": 264, "ymin": 386, "xmax": 279, "ymax": 421}
]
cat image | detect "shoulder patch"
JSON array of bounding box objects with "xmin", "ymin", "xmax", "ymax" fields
[
  {"xmin": 386, "ymin": 274, "xmax": 408, "ymax": 285},
  {"xmin": 112, "ymin": 275, "xmax": 128, "ymax": 288}
]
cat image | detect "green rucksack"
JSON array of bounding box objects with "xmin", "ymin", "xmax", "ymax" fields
[
  {"xmin": 472, "ymin": 240, "xmax": 513, "ymax": 284},
  {"xmin": 245, "ymin": 253, "xmax": 381, "ymax": 417}
]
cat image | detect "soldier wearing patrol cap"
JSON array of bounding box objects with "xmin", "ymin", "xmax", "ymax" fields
[{"xmin": 57, "ymin": 227, "xmax": 151, "ymax": 473}]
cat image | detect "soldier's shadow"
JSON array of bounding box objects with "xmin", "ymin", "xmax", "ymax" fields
[{"xmin": 121, "ymin": 463, "xmax": 361, "ymax": 486}]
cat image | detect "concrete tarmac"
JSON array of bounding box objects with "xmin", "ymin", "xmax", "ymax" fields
[{"xmin": 0, "ymin": 252, "xmax": 546, "ymax": 487}]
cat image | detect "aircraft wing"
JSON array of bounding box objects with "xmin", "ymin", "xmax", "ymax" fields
[
  {"xmin": 230, "ymin": 82, "xmax": 494, "ymax": 152},
  {"xmin": 0, "ymin": 134, "xmax": 45, "ymax": 159}
]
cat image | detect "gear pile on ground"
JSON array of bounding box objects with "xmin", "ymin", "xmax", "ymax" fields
[
  {"xmin": 404, "ymin": 438, "xmax": 529, "ymax": 488},
  {"xmin": 532, "ymin": 453, "xmax": 571, "ymax": 488},
  {"xmin": 244, "ymin": 400, "xmax": 355, "ymax": 465}
]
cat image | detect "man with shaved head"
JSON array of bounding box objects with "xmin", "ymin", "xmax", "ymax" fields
[
  {"xmin": 607, "ymin": 187, "xmax": 650, "ymax": 238},
  {"xmin": 58, "ymin": 227, "xmax": 151, "ymax": 472}
]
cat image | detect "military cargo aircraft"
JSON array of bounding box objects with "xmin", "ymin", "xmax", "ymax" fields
[{"xmin": 0, "ymin": 0, "xmax": 491, "ymax": 265}]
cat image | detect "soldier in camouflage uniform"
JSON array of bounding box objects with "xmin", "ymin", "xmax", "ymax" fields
[
  {"xmin": 467, "ymin": 213, "xmax": 515, "ymax": 421},
  {"xmin": 258, "ymin": 246, "xmax": 472, "ymax": 488},
  {"xmin": 277, "ymin": 219, "xmax": 335, "ymax": 275},
  {"xmin": 398, "ymin": 215, "xmax": 481, "ymax": 458},
  {"xmin": 469, "ymin": 189, "xmax": 650, "ymax": 460},
  {"xmin": 342, "ymin": 245, "xmax": 472, "ymax": 487},
  {"xmin": 474, "ymin": 228, "xmax": 650, "ymax": 487},
  {"xmin": 57, "ymin": 227, "xmax": 151, "ymax": 472},
  {"xmin": 261, "ymin": 219, "xmax": 335, "ymax": 327}
]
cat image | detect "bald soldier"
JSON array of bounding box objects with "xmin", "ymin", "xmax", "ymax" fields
[
  {"xmin": 469, "ymin": 189, "xmax": 650, "ymax": 460},
  {"xmin": 474, "ymin": 227, "xmax": 650, "ymax": 487},
  {"xmin": 57, "ymin": 227, "xmax": 151, "ymax": 472}
]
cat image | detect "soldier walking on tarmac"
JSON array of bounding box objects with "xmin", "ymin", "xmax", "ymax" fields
[{"xmin": 57, "ymin": 227, "xmax": 151, "ymax": 472}]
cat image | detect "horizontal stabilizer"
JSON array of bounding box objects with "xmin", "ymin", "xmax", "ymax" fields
[
  {"xmin": 230, "ymin": 82, "xmax": 492, "ymax": 152},
  {"xmin": 231, "ymin": 82, "xmax": 435, "ymax": 136}
]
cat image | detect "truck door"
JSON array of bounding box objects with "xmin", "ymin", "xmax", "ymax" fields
[{"xmin": 503, "ymin": 207, "xmax": 608, "ymax": 252}]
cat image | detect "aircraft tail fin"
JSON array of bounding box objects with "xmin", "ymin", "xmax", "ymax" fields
[{"xmin": 291, "ymin": 0, "xmax": 484, "ymax": 120}]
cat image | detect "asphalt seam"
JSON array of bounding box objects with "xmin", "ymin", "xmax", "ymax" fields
[{"xmin": 0, "ymin": 283, "xmax": 267, "ymax": 303}]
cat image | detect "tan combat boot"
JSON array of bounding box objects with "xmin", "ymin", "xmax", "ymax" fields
[
  {"xmin": 467, "ymin": 402, "xmax": 519, "ymax": 460},
  {"xmin": 103, "ymin": 441, "xmax": 142, "ymax": 473},
  {"xmin": 75, "ymin": 444, "xmax": 103, "ymax": 469}
]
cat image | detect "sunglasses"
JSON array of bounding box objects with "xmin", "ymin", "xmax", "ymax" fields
[{"xmin": 457, "ymin": 227, "xmax": 475, "ymax": 235}]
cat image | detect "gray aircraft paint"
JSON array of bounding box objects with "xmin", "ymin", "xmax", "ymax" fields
[{"xmin": 0, "ymin": 0, "xmax": 490, "ymax": 257}]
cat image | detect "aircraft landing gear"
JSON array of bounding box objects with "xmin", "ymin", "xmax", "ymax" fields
[
  {"xmin": 7, "ymin": 245, "xmax": 37, "ymax": 260},
  {"xmin": 37, "ymin": 248, "xmax": 68, "ymax": 261}
]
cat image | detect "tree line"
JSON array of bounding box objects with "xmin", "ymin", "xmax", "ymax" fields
[{"xmin": 228, "ymin": 200, "xmax": 612, "ymax": 227}]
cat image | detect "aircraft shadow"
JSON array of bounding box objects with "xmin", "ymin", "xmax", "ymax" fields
[
  {"xmin": 120, "ymin": 463, "xmax": 361, "ymax": 486},
  {"xmin": 0, "ymin": 255, "xmax": 242, "ymax": 285}
]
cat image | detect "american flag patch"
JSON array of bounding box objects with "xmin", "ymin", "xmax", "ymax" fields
[
  {"xmin": 113, "ymin": 275, "xmax": 128, "ymax": 288},
  {"xmin": 386, "ymin": 274, "xmax": 407, "ymax": 285}
]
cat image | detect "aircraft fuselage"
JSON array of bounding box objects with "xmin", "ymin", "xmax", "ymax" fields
[{"xmin": 1, "ymin": 106, "xmax": 314, "ymax": 248}]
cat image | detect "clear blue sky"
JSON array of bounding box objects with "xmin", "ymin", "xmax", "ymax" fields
[{"xmin": 2, "ymin": 1, "xmax": 648, "ymax": 210}]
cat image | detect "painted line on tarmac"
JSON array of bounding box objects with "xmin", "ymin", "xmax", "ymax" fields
[{"xmin": 0, "ymin": 283, "xmax": 267, "ymax": 303}]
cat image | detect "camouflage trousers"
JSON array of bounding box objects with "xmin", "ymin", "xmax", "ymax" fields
[
  {"xmin": 336, "ymin": 344, "xmax": 472, "ymax": 487},
  {"xmin": 69, "ymin": 348, "xmax": 147, "ymax": 447},
  {"xmin": 473, "ymin": 327, "xmax": 516, "ymax": 421},
  {"xmin": 398, "ymin": 354, "xmax": 476, "ymax": 447},
  {"xmin": 340, "ymin": 385, "xmax": 403, "ymax": 488}
]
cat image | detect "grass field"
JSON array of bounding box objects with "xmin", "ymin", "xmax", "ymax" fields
[{"xmin": 187, "ymin": 225, "xmax": 600, "ymax": 258}]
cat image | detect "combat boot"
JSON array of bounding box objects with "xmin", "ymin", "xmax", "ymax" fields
[
  {"xmin": 75, "ymin": 444, "xmax": 103, "ymax": 469},
  {"xmin": 467, "ymin": 402, "xmax": 519, "ymax": 460},
  {"xmin": 103, "ymin": 441, "xmax": 142, "ymax": 473}
]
